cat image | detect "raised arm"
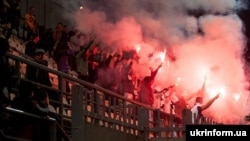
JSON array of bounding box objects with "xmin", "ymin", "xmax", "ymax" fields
[
  {"xmin": 201, "ymin": 93, "xmax": 219, "ymax": 111},
  {"xmin": 150, "ymin": 63, "xmax": 163, "ymax": 78}
]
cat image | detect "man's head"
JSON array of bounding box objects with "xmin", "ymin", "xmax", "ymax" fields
[
  {"xmin": 143, "ymin": 76, "xmax": 154, "ymax": 85},
  {"xmin": 34, "ymin": 49, "xmax": 45, "ymax": 61},
  {"xmin": 56, "ymin": 22, "xmax": 64, "ymax": 31},
  {"xmin": 195, "ymin": 96, "xmax": 203, "ymax": 104},
  {"xmin": 34, "ymin": 88, "xmax": 49, "ymax": 106}
]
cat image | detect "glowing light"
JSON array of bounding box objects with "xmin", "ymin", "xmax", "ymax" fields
[
  {"xmin": 79, "ymin": 6, "xmax": 83, "ymax": 10},
  {"xmin": 233, "ymin": 93, "xmax": 240, "ymax": 101},
  {"xmin": 159, "ymin": 49, "xmax": 167, "ymax": 63},
  {"xmin": 158, "ymin": 49, "xmax": 167, "ymax": 73},
  {"xmin": 135, "ymin": 45, "xmax": 141, "ymax": 53},
  {"xmin": 177, "ymin": 77, "xmax": 181, "ymax": 82},
  {"xmin": 208, "ymin": 88, "xmax": 218, "ymax": 98},
  {"xmin": 219, "ymin": 87, "xmax": 226, "ymax": 95},
  {"xmin": 175, "ymin": 77, "xmax": 181, "ymax": 86},
  {"xmin": 207, "ymin": 86, "xmax": 226, "ymax": 98}
]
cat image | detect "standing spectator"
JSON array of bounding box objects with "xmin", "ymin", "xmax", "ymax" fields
[
  {"xmin": 138, "ymin": 63, "xmax": 162, "ymax": 106},
  {"xmin": 138, "ymin": 63, "xmax": 162, "ymax": 136},
  {"xmin": 53, "ymin": 32, "xmax": 74, "ymax": 74},
  {"xmin": 69, "ymin": 29, "xmax": 81, "ymax": 71},
  {"xmin": 24, "ymin": 34, "xmax": 40, "ymax": 58},
  {"xmin": 76, "ymin": 36, "xmax": 95, "ymax": 81},
  {"xmin": 70, "ymin": 29, "xmax": 81, "ymax": 53},
  {"xmin": 95, "ymin": 55, "xmax": 116, "ymax": 90},
  {"xmin": 24, "ymin": 48, "xmax": 61, "ymax": 107},
  {"xmin": 53, "ymin": 32, "xmax": 74, "ymax": 95},
  {"xmin": 25, "ymin": 48, "xmax": 52, "ymax": 88},
  {"xmin": 191, "ymin": 94, "xmax": 219, "ymax": 124},
  {"xmin": 24, "ymin": 6, "xmax": 38, "ymax": 40},
  {"xmin": 52, "ymin": 22, "xmax": 64, "ymax": 43},
  {"xmin": 115, "ymin": 58, "xmax": 134, "ymax": 95},
  {"xmin": 87, "ymin": 45, "xmax": 101, "ymax": 83}
]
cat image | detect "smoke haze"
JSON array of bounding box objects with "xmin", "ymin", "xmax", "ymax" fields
[{"xmin": 64, "ymin": 0, "xmax": 250, "ymax": 124}]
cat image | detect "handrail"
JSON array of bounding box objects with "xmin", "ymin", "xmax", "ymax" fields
[
  {"xmin": 6, "ymin": 52, "xmax": 154, "ymax": 110},
  {"xmin": 3, "ymin": 107, "xmax": 71, "ymax": 141},
  {"xmin": 6, "ymin": 51, "xmax": 223, "ymax": 140},
  {"xmin": 55, "ymin": 122, "xmax": 71, "ymax": 141},
  {"xmin": 0, "ymin": 130, "xmax": 31, "ymax": 141},
  {"xmin": 10, "ymin": 46, "xmax": 34, "ymax": 60},
  {"xmin": 4, "ymin": 107, "xmax": 56, "ymax": 122},
  {"xmin": 6, "ymin": 51, "xmax": 155, "ymax": 140},
  {"xmin": 1, "ymin": 107, "xmax": 57, "ymax": 141}
]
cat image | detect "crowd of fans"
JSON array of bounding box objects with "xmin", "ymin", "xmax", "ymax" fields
[
  {"xmin": 0, "ymin": 1, "xmax": 221, "ymax": 140},
  {"xmin": 0, "ymin": 0, "xmax": 221, "ymax": 118}
]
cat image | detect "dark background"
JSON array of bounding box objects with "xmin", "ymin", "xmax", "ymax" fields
[{"xmin": 238, "ymin": 2, "xmax": 250, "ymax": 64}]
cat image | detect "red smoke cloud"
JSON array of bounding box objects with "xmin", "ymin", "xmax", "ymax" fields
[{"xmin": 71, "ymin": 0, "xmax": 249, "ymax": 124}]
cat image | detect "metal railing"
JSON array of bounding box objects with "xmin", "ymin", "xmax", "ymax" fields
[
  {"xmin": 4, "ymin": 52, "xmax": 221, "ymax": 141},
  {"xmin": 0, "ymin": 107, "xmax": 57, "ymax": 141}
]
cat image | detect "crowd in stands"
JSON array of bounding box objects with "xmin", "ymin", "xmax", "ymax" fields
[
  {"xmin": 0, "ymin": 1, "xmax": 221, "ymax": 140},
  {"xmin": 0, "ymin": 0, "xmax": 21, "ymax": 39}
]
